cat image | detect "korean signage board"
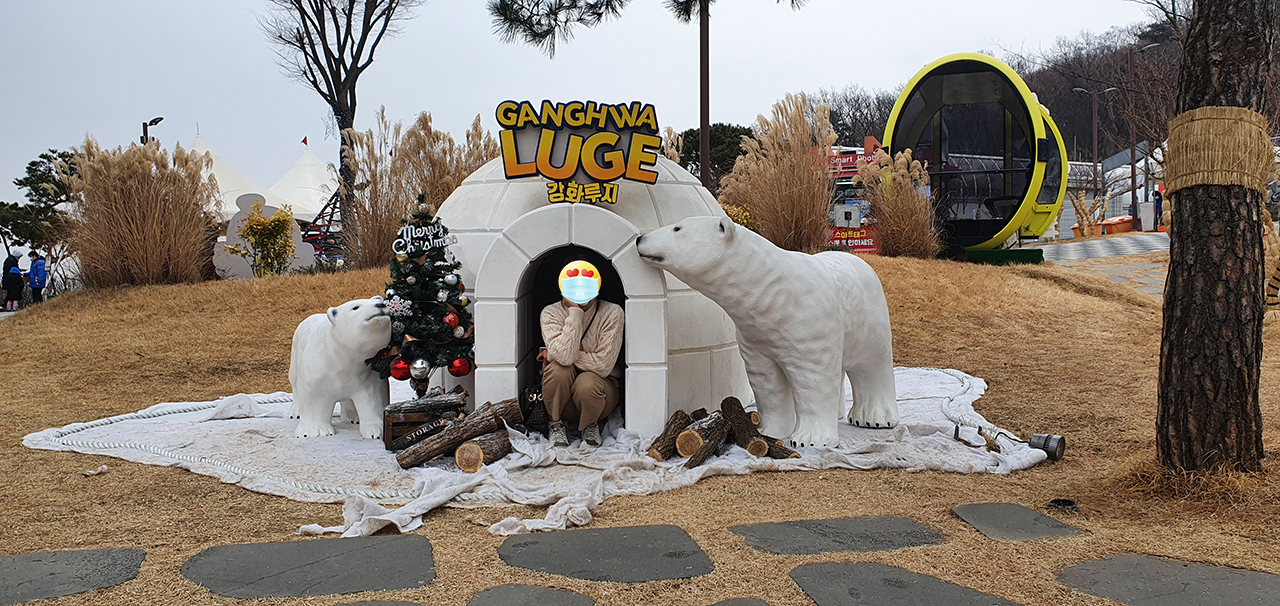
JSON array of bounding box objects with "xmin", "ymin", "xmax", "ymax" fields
[
  {"xmin": 829, "ymin": 226, "xmax": 878, "ymax": 254},
  {"xmin": 496, "ymin": 100, "xmax": 663, "ymax": 204}
]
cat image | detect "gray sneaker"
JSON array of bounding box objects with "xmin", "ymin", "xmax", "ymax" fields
[
  {"xmin": 583, "ymin": 424, "xmax": 602, "ymax": 447},
  {"xmin": 549, "ymin": 424, "xmax": 569, "ymax": 448}
]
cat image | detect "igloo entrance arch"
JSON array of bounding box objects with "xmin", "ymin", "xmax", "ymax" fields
[{"xmin": 435, "ymin": 157, "xmax": 752, "ymax": 437}]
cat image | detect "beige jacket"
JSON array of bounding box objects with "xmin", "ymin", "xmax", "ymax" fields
[{"xmin": 540, "ymin": 299, "xmax": 624, "ymax": 379}]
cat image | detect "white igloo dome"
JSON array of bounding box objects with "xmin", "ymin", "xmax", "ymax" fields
[{"xmin": 436, "ymin": 156, "xmax": 751, "ymax": 436}]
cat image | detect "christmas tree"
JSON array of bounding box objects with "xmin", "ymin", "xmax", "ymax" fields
[{"xmin": 366, "ymin": 198, "xmax": 474, "ymax": 395}]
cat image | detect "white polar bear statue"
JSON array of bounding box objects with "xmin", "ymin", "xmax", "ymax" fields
[
  {"xmin": 636, "ymin": 216, "xmax": 897, "ymax": 447},
  {"xmin": 288, "ymin": 296, "xmax": 392, "ymax": 439}
]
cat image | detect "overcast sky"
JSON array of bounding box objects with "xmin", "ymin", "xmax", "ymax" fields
[{"xmin": 0, "ymin": 0, "xmax": 1152, "ymax": 204}]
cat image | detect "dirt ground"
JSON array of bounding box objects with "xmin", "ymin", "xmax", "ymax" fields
[{"xmin": 2, "ymin": 253, "xmax": 1278, "ymax": 606}]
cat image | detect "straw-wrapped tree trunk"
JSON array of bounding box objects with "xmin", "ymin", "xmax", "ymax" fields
[{"xmin": 1157, "ymin": 0, "xmax": 1272, "ymax": 473}]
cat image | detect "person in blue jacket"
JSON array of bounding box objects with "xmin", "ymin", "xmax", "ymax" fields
[
  {"xmin": 27, "ymin": 251, "xmax": 47, "ymax": 304},
  {"xmin": 3, "ymin": 251, "xmax": 22, "ymax": 311}
]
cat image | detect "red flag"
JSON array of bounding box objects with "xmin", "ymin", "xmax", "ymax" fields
[{"xmin": 301, "ymin": 136, "xmax": 308, "ymax": 146}]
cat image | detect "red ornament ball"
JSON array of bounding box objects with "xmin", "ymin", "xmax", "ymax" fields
[
  {"xmin": 443, "ymin": 312, "xmax": 460, "ymax": 328},
  {"xmin": 448, "ymin": 357, "xmax": 472, "ymax": 377},
  {"xmin": 389, "ymin": 357, "xmax": 412, "ymax": 381}
]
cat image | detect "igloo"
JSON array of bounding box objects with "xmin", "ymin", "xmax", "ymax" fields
[{"xmin": 435, "ymin": 156, "xmax": 752, "ymax": 436}]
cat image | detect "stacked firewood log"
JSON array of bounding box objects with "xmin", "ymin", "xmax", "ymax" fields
[
  {"xmin": 395, "ymin": 397, "xmax": 523, "ymax": 472},
  {"xmin": 647, "ymin": 397, "xmax": 800, "ymax": 468}
]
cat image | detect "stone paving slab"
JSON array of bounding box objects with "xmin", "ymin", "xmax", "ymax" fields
[
  {"xmin": 497, "ymin": 525, "xmax": 713, "ymax": 582},
  {"xmin": 180, "ymin": 535, "xmax": 434, "ymax": 599},
  {"xmin": 789, "ymin": 562, "xmax": 1018, "ymax": 605},
  {"xmin": 729, "ymin": 516, "xmax": 943, "ymax": 555},
  {"xmin": 0, "ymin": 548, "xmax": 146, "ymax": 605},
  {"xmin": 468, "ymin": 584, "xmax": 593, "ymax": 606},
  {"xmin": 1059, "ymin": 554, "xmax": 1280, "ymax": 605},
  {"xmin": 952, "ymin": 503, "xmax": 1085, "ymax": 542},
  {"xmin": 709, "ymin": 599, "xmax": 768, "ymax": 606}
]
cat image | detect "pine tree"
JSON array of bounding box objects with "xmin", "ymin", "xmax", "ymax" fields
[{"xmin": 366, "ymin": 198, "xmax": 474, "ymax": 395}]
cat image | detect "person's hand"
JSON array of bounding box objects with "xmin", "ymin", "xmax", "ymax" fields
[
  {"xmin": 536, "ymin": 348, "xmax": 548, "ymax": 363},
  {"xmin": 562, "ymin": 296, "xmax": 581, "ymax": 309}
]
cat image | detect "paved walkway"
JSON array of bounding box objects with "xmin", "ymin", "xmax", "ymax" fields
[
  {"xmin": 1032, "ymin": 232, "xmax": 1169, "ymax": 261},
  {"xmin": 1053, "ymin": 260, "xmax": 1168, "ymax": 300},
  {"xmin": 5, "ymin": 504, "xmax": 1275, "ymax": 605}
]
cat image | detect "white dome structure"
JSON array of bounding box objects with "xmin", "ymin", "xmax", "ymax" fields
[
  {"xmin": 189, "ymin": 137, "xmax": 296, "ymax": 222},
  {"xmin": 269, "ymin": 147, "xmax": 335, "ymax": 223},
  {"xmin": 436, "ymin": 156, "xmax": 751, "ymax": 436}
]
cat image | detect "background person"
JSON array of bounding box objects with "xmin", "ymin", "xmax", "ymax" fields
[
  {"xmin": 537, "ymin": 260, "xmax": 624, "ymax": 448},
  {"xmin": 27, "ymin": 251, "xmax": 46, "ymax": 303},
  {"xmin": 3, "ymin": 254, "xmax": 23, "ymax": 311}
]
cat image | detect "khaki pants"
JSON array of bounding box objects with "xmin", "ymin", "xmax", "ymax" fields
[{"xmin": 542, "ymin": 362, "xmax": 619, "ymax": 431}]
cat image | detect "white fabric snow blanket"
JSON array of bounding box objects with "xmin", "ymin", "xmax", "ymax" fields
[{"xmin": 24, "ymin": 367, "xmax": 1045, "ymax": 536}]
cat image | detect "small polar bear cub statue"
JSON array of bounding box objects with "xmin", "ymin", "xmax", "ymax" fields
[
  {"xmin": 288, "ymin": 296, "xmax": 392, "ymax": 439},
  {"xmin": 637, "ymin": 216, "xmax": 898, "ymax": 448}
]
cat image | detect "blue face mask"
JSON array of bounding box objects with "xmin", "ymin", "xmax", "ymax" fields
[{"xmin": 561, "ymin": 276, "xmax": 599, "ymax": 304}]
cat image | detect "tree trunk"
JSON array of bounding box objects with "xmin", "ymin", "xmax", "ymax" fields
[
  {"xmin": 335, "ymin": 104, "xmax": 357, "ymax": 258},
  {"xmin": 455, "ymin": 430, "xmax": 513, "ymax": 473},
  {"xmin": 1158, "ymin": 0, "xmax": 1271, "ymax": 473},
  {"xmin": 396, "ymin": 398, "xmax": 522, "ymax": 469},
  {"xmin": 698, "ymin": 0, "xmax": 711, "ymax": 191}
]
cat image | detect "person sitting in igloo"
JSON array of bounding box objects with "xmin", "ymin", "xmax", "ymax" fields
[{"xmin": 536, "ymin": 260, "xmax": 624, "ymax": 449}]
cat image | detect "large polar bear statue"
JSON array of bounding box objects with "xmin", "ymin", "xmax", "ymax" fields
[
  {"xmin": 289, "ymin": 296, "xmax": 392, "ymax": 439},
  {"xmin": 636, "ymin": 216, "xmax": 897, "ymax": 447}
]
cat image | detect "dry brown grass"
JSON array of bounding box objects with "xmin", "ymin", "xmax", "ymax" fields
[
  {"xmin": 3, "ymin": 256, "xmax": 1280, "ymax": 605},
  {"xmin": 342, "ymin": 108, "xmax": 499, "ymax": 269},
  {"xmin": 61, "ymin": 138, "xmax": 218, "ymax": 287},
  {"xmin": 720, "ymin": 93, "xmax": 834, "ymax": 253},
  {"xmin": 855, "ymin": 148, "xmax": 939, "ymax": 258}
]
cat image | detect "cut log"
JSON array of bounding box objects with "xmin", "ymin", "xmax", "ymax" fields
[
  {"xmin": 647, "ymin": 409, "xmax": 694, "ymax": 461},
  {"xmin": 766, "ymin": 440, "xmax": 801, "ymax": 459},
  {"xmin": 749, "ymin": 410, "xmax": 761, "ymax": 426},
  {"xmin": 388, "ymin": 411, "xmax": 465, "ymax": 451},
  {"xmin": 396, "ymin": 398, "xmax": 522, "ymax": 469},
  {"xmin": 386, "ymin": 385, "xmax": 469, "ymax": 415},
  {"xmin": 676, "ymin": 411, "xmax": 727, "ymax": 458},
  {"xmin": 455, "ymin": 430, "xmax": 513, "ymax": 473},
  {"xmin": 720, "ymin": 397, "xmax": 770, "ymax": 457},
  {"xmin": 683, "ymin": 412, "xmax": 730, "ymax": 468},
  {"xmin": 690, "ymin": 408, "xmax": 709, "ymax": 421}
]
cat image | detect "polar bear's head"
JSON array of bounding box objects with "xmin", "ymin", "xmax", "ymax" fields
[
  {"xmin": 636, "ymin": 215, "xmax": 737, "ymax": 280},
  {"xmin": 327, "ymin": 296, "xmax": 392, "ymax": 356}
]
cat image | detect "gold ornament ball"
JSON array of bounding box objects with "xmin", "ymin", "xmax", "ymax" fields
[
  {"xmin": 458, "ymin": 295, "xmax": 470, "ymax": 307},
  {"xmin": 396, "ymin": 253, "xmax": 408, "ymax": 262}
]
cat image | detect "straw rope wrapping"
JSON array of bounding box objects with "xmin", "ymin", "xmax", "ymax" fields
[{"xmin": 1165, "ymin": 106, "xmax": 1273, "ymax": 196}]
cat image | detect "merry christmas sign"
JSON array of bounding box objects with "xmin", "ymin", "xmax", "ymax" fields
[{"xmin": 495, "ymin": 100, "xmax": 663, "ymax": 204}]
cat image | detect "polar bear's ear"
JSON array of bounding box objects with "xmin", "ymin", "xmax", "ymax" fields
[
  {"xmin": 328, "ymin": 307, "xmax": 339, "ymax": 324},
  {"xmin": 718, "ymin": 216, "xmax": 736, "ymax": 241}
]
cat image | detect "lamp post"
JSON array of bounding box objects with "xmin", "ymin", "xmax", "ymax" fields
[
  {"xmin": 1072, "ymin": 87, "xmax": 1117, "ymax": 211},
  {"xmin": 140, "ymin": 116, "xmax": 164, "ymax": 145}
]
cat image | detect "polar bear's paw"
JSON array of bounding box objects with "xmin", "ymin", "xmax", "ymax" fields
[
  {"xmin": 359, "ymin": 422, "xmax": 383, "ymax": 440},
  {"xmin": 847, "ymin": 398, "xmax": 898, "ymax": 429},
  {"xmin": 287, "ymin": 401, "xmax": 301, "ymax": 419},
  {"xmin": 295, "ymin": 419, "xmax": 336, "ymax": 438},
  {"xmin": 788, "ymin": 418, "xmax": 840, "ymax": 448},
  {"xmin": 340, "ymin": 403, "xmax": 359, "ymax": 424}
]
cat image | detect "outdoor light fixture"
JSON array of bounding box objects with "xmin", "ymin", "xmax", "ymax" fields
[
  {"xmin": 1029, "ymin": 433, "xmax": 1066, "ymax": 461},
  {"xmin": 141, "ymin": 116, "xmax": 164, "ymax": 144}
]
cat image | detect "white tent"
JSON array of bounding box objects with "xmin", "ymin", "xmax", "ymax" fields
[
  {"xmin": 269, "ymin": 147, "xmax": 335, "ymax": 223},
  {"xmin": 189, "ymin": 137, "xmax": 296, "ymax": 222}
]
